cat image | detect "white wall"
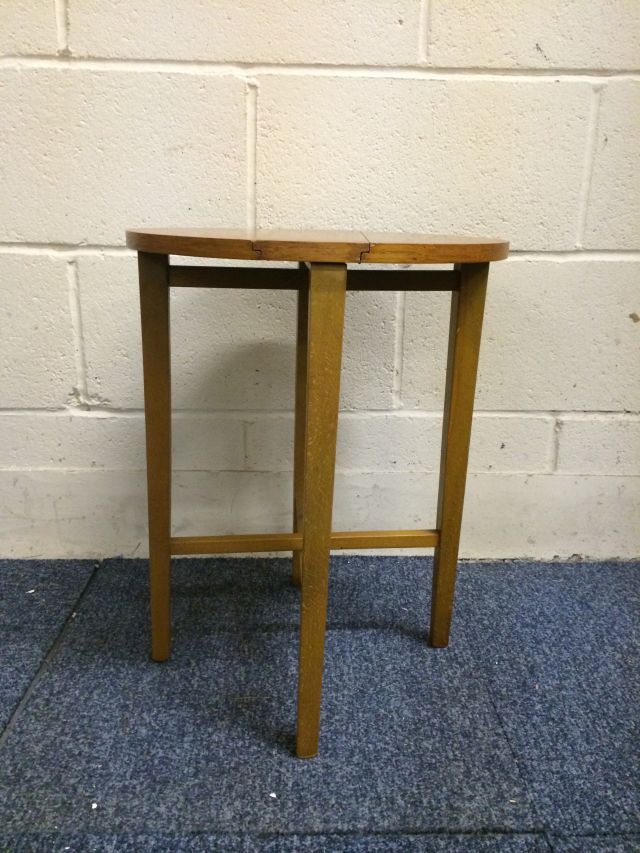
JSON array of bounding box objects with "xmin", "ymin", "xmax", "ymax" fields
[{"xmin": 1, "ymin": 1, "xmax": 639, "ymax": 559}]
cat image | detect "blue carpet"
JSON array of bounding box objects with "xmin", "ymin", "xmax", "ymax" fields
[
  {"xmin": 0, "ymin": 559, "xmax": 95, "ymax": 729},
  {"xmin": 0, "ymin": 557, "xmax": 637, "ymax": 853}
]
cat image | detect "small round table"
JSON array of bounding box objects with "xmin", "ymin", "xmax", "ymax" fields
[{"xmin": 126, "ymin": 227, "xmax": 509, "ymax": 758}]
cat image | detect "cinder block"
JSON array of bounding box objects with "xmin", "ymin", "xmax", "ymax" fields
[
  {"xmin": 80, "ymin": 255, "xmax": 297, "ymax": 410},
  {"xmin": 0, "ymin": 69, "xmax": 246, "ymax": 245},
  {"xmin": 0, "ymin": 413, "xmax": 245, "ymax": 471},
  {"xmin": 459, "ymin": 472, "xmax": 640, "ymax": 559},
  {"xmin": 245, "ymin": 415, "xmax": 293, "ymax": 471},
  {"xmin": 428, "ymin": 1, "xmax": 640, "ymax": 70},
  {"xmin": 68, "ymin": 0, "xmax": 419, "ymax": 64},
  {"xmin": 246, "ymin": 413, "xmax": 554, "ymax": 473},
  {"xmin": 172, "ymin": 471, "xmax": 294, "ymax": 540},
  {"xmin": 0, "ymin": 2, "xmax": 57, "ymax": 56},
  {"xmin": 471, "ymin": 415, "xmax": 555, "ymax": 472},
  {"xmin": 584, "ymin": 81, "xmax": 640, "ymax": 249},
  {"xmin": 402, "ymin": 259, "xmax": 640, "ymax": 411},
  {"xmin": 331, "ymin": 471, "xmax": 640, "ymax": 559},
  {"xmin": 257, "ymin": 76, "xmax": 591, "ymax": 250},
  {"xmin": 557, "ymin": 415, "xmax": 640, "ymax": 475},
  {"xmin": 0, "ymin": 469, "xmax": 149, "ymax": 557},
  {"xmin": 2, "ymin": 469, "xmax": 638, "ymax": 558},
  {"xmin": 79, "ymin": 257, "xmax": 395, "ymax": 410},
  {"xmin": 0, "ymin": 256, "xmax": 75, "ymax": 408},
  {"xmin": 340, "ymin": 290, "xmax": 396, "ymax": 409},
  {"xmin": 173, "ymin": 414, "xmax": 246, "ymax": 470}
]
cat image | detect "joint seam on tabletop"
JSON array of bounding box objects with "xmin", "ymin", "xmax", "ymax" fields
[
  {"xmin": 0, "ymin": 562, "xmax": 100, "ymax": 751},
  {"xmin": 358, "ymin": 235, "xmax": 373, "ymax": 263}
]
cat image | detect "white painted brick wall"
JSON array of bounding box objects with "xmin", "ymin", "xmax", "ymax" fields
[
  {"xmin": 557, "ymin": 415, "xmax": 640, "ymax": 476},
  {"xmin": 246, "ymin": 413, "xmax": 555, "ymax": 474},
  {"xmin": 257, "ymin": 77, "xmax": 592, "ymax": 250},
  {"xmin": 583, "ymin": 81, "xmax": 640, "ymax": 249},
  {"xmin": 0, "ymin": 2, "xmax": 58, "ymax": 56},
  {"xmin": 1, "ymin": 3, "xmax": 639, "ymax": 558},
  {"xmin": 0, "ymin": 70, "xmax": 247, "ymax": 244},
  {"xmin": 428, "ymin": 1, "xmax": 640, "ymax": 70},
  {"xmin": 67, "ymin": 1, "xmax": 420, "ymax": 65},
  {"xmin": 0, "ymin": 256, "xmax": 76, "ymax": 408},
  {"xmin": 402, "ymin": 259, "xmax": 640, "ymax": 411}
]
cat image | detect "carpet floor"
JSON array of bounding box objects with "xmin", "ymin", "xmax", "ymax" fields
[{"xmin": 0, "ymin": 557, "xmax": 637, "ymax": 852}]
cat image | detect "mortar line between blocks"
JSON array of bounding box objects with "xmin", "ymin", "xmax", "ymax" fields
[
  {"xmin": 53, "ymin": 0, "xmax": 69, "ymax": 55},
  {"xmin": 0, "ymin": 562, "xmax": 100, "ymax": 751},
  {"xmin": 392, "ymin": 291, "xmax": 407, "ymax": 409},
  {"xmin": 0, "ymin": 408, "xmax": 638, "ymax": 419},
  {"xmin": 576, "ymin": 85, "xmax": 604, "ymax": 248},
  {"xmin": 66, "ymin": 259, "xmax": 89, "ymax": 407},
  {"xmin": 242, "ymin": 421, "xmax": 250, "ymax": 469},
  {"xmin": 2, "ymin": 244, "xmax": 640, "ymax": 262},
  {"xmin": 1, "ymin": 55, "xmax": 640, "ymax": 81},
  {"xmin": 552, "ymin": 417, "xmax": 562, "ymax": 472},
  {"xmin": 245, "ymin": 80, "xmax": 258, "ymax": 236},
  {"xmin": 418, "ymin": 0, "xmax": 431, "ymax": 63}
]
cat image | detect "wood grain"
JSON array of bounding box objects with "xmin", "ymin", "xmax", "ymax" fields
[
  {"xmin": 362, "ymin": 232, "xmax": 509, "ymax": 264},
  {"xmin": 346, "ymin": 269, "xmax": 459, "ymax": 291},
  {"xmin": 330, "ymin": 529, "xmax": 439, "ymax": 549},
  {"xmin": 254, "ymin": 229, "xmax": 368, "ymax": 262},
  {"xmin": 169, "ymin": 265, "xmax": 303, "ymax": 289},
  {"xmin": 127, "ymin": 228, "xmax": 509, "ymax": 265},
  {"xmin": 169, "ymin": 529, "xmax": 439, "ymax": 555},
  {"xmin": 138, "ymin": 252, "xmax": 172, "ymax": 662},
  {"xmin": 127, "ymin": 228, "xmax": 260, "ymax": 260},
  {"xmin": 292, "ymin": 265, "xmax": 309, "ymax": 587},
  {"xmin": 169, "ymin": 266, "xmax": 459, "ymax": 291},
  {"xmin": 430, "ymin": 263, "xmax": 489, "ymax": 649},
  {"xmin": 171, "ymin": 532, "xmax": 303, "ymax": 555},
  {"xmin": 296, "ymin": 262, "xmax": 347, "ymax": 758}
]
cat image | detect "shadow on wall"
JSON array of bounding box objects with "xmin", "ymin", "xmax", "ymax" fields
[
  {"xmin": 186, "ymin": 339, "xmax": 296, "ymax": 411},
  {"xmin": 169, "ymin": 285, "xmax": 297, "ymax": 410},
  {"xmin": 171, "ymin": 333, "xmax": 297, "ymax": 538}
]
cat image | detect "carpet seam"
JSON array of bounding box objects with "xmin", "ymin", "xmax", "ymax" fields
[
  {"xmin": 0, "ymin": 560, "xmax": 101, "ymax": 751},
  {"xmin": 482, "ymin": 663, "xmax": 552, "ymax": 839},
  {"xmin": 0, "ymin": 828, "xmax": 555, "ymax": 839},
  {"xmin": 3, "ymin": 829, "xmax": 639, "ymax": 839}
]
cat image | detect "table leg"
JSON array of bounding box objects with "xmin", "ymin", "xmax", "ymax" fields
[
  {"xmin": 138, "ymin": 252, "xmax": 172, "ymax": 662},
  {"xmin": 292, "ymin": 265, "xmax": 309, "ymax": 587},
  {"xmin": 430, "ymin": 262, "xmax": 489, "ymax": 648},
  {"xmin": 296, "ymin": 262, "xmax": 347, "ymax": 758}
]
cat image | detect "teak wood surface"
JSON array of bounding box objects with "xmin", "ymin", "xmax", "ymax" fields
[
  {"xmin": 134, "ymin": 227, "xmax": 508, "ymax": 757},
  {"xmin": 127, "ymin": 227, "xmax": 508, "ymax": 264},
  {"xmin": 295, "ymin": 263, "xmax": 348, "ymax": 758},
  {"xmin": 138, "ymin": 252, "xmax": 172, "ymax": 663}
]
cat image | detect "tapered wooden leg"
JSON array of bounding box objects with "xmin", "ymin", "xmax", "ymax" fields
[
  {"xmin": 430, "ymin": 263, "xmax": 489, "ymax": 648},
  {"xmin": 296, "ymin": 262, "xmax": 347, "ymax": 758},
  {"xmin": 292, "ymin": 265, "xmax": 309, "ymax": 587},
  {"xmin": 138, "ymin": 251, "xmax": 172, "ymax": 662}
]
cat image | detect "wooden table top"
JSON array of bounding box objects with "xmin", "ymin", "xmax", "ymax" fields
[{"xmin": 126, "ymin": 228, "xmax": 509, "ymax": 264}]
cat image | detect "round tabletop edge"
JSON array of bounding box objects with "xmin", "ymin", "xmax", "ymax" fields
[{"xmin": 126, "ymin": 229, "xmax": 510, "ymax": 264}]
